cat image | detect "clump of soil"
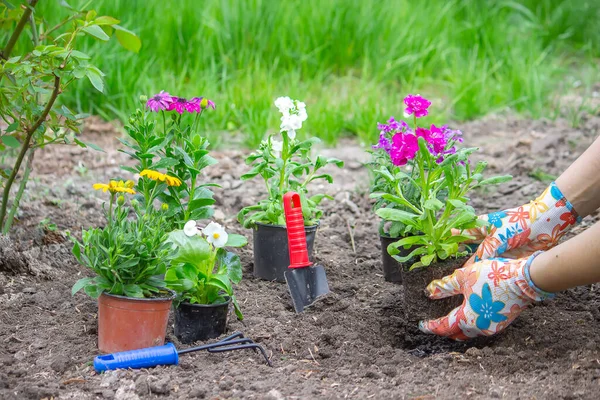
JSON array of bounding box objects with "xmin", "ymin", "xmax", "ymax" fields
[{"xmin": 1, "ymin": 114, "xmax": 600, "ymax": 399}]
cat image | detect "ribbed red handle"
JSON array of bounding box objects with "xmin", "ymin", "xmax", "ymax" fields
[{"xmin": 283, "ymin": 192, "xmax": 312, "ymax": 269}]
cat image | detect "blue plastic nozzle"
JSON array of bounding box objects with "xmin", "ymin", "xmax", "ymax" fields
[{"xmin": 94, "ymin": 342, "xmax": 179, "ymax": 373}]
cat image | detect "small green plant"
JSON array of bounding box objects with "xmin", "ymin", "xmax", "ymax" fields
[
  {"xmin": 0, "ymin": 1, "xmax": 139, "ymax": 234},
  {"xmin": 121, "ymin": 93, "xmax": 218, "ymax": 231},
  {"xmin": 237, "ymin": 97, "xmax": 343, "ymax": 227},
  {"xmin": 372, "ymin": 95, "xmax": 511, "ymax": 269},
  {"xmin": 165, "ymin": 220, "xmax": 247, "ymax": 319},
  {"xmin": 71, "ymin": 181, "xmax": 174, "ymax": 298},
  {"xmin": 38, "ymin": 217, "xmax": 56, "ymax": 232}
]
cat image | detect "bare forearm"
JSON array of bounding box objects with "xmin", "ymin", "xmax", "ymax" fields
[
  {"xmin": 556, "ymin": 136, "xmax": 600, "ymax": 218},
  {"xmin": 530, "ymin": 220, "xmax": 600, "ymax": 292}
]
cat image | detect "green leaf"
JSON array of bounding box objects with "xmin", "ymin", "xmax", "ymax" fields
[
  {"xmin": 94, "ymin": 16, "xmax": 120, "ymax": 25},
  {"xmin": 123, "ymin": 284, "xmax": 144, "ymax": 298},
  {"xmin": 74, "ymin": 138, "xmax": 105, "ymax": 152},
  {"xmin": 82, "ymin": 25, "xmax": 110, "ymax": 41},
  {"xmin": 231, "ymin": 295, "xmax": 243, "ymax": 320},
  {"xmin": 224, "ymin": 234, "xmax": 247, "ymax": 248},
  {"xmin": 71, "ymin": 277, "xmax": 93, "ymax": 296},
  {"xmin": 376, "ymin": 208, "xmax": 419, "ymax": 226},
  {"xmin": 72, "ymin": 241, "xmax": 81, "ymax": 261},
  {"xmin": 424, "ymin": 198, "xmax": 444, "ymax": 211},
  {"xmin": 477, "ymin": 175, "xmax": 513, "ymax": 186},
  {"xmin": 86, "ymin": 68, "xmax": 104, "ymax": 92},
  {"xmin": 5, "ymin": 122, "xmax": 18, "ymax": 133},
  {"xmin": 168, "ymin": 230, "xmax": 211, "ymax": 266},
  {"xmin": 420, "ymin": 253, "xmax": 436, "ymax": 266},
  {"xmin": 207, "ymin": 274, "xmax": 232, "ymax": 295},
  {"xmin": 113, "ymin": 25, "xmax": 141, "ymax": 53},
  {"xmin": 1, "ymin": 136, "xmax": 20, "ymax": 149},
  {"xmin": 216, "ymin": 250, "xmax": 242, "ymax": 284}
]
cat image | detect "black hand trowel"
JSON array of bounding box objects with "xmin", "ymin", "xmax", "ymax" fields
[{"xmin": 283, "ymin": 192, "xmax": 330, "ymax": 313}]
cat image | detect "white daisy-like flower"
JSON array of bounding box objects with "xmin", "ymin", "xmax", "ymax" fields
[
  {"xmin": 183, "ymin": 220, "xmax": 199, "ymax": 237},
  {"xmin": 203, "ymin": 221, "xmax": 228, "ymax": 248}
]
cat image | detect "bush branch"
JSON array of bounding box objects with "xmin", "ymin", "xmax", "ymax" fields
[
  {"xmin": 1, "ymin": 0, "xmax": 39, "ymax": 60},
  {"xmin": 0, "ymin": 74, "xmax": 60, "ymax": 230}
]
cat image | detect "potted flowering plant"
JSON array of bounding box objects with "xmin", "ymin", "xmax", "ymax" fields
[
  {"xmin": 71, "ymin": 179, "xmax": 176, "ymax": 353},
  {"xmin": 368, "ymin": 116, "xmax": 427, "ymax": 283},
  {"xmin": 237, "ymin": 97, "xmax": 343, "ymax": 282},
  {"xmin": 165, "ymin": 220, "xmax": 247, "ymax": 343},
  {"xmin": 372, "ymin": 95, "xmax": 511, "ymax": 321},
  {"xmin": 71, "ymin": 93, "xmax": 224, "ymax": 352}
]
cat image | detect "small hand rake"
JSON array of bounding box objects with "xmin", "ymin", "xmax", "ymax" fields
[{"xmin": 94, "ymin": 331, "xmax": 272, "ymax": 372}]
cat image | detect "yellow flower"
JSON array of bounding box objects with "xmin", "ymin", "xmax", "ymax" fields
[
  {"xmin": 92, "ymin": 180, "xmax": 136, "ymax": 195},
  {"xmin": 140, "ymin": 169, "xmax": 182, "ymax": 187}
]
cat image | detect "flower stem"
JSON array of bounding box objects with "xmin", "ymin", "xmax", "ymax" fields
[{"xmin": 0, "ymin": 0, "xmax": 39, "ymax": 61}]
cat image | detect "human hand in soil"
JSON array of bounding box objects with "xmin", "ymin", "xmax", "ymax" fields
[
  {"xmin": 459, "ymin": 182, "xmax": 580, "ymax": 265},
  {"xmin": 418, "ymin": 252, "xmax": 553, "ymax": 340}
]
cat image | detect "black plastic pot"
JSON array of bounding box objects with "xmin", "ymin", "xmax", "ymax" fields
[
  {"xmin": 174, "ymin": 299, "xmax": 230, "ymax": 344},
  {"xmin": 380, "ymin": 235, "xmax": 414, "ymax": 284},
  {"xmin": 253, "ymin": 222, "xmax": 318, "ymax": 282}
]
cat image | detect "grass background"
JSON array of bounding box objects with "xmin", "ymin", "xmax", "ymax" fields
[{"xmin": 23, "ymin": 0, "xmax": 600, "ymax": 146}]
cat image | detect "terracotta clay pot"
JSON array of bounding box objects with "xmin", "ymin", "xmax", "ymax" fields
[{"xmin": 97, "ymin": 290, "xmax": 175, "ymax": 353}]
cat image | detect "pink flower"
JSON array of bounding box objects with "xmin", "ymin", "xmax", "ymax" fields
[
  {"xmin": 404, "ymin": 94, "xmax": 431, "ymax": 118},
  {"xmin": 389, "ymin": 132, "xmax": 418, "ymax": 166},
  {"xmin": 168, "ymin": 97, "xmax": 190, "ymax": 114},
  {"xmin": 147, "ymin": 91, "xmax": 173, "ymax": 112},
  {"xmin": 189, "ymin": 97, "xmax": 216, "ymax": 112}
]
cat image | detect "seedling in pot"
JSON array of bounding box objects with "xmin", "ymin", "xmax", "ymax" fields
[
  {"xmin": 237, "ymin": 97, "xmax": 343, "ymax": 281},
  {"xmin": 371, "ymin": 94, "xmax": 512, "ymax": 322},
  {"xmin": 165, "ymin": 220, "xmax": 248, "ymax": 343}
]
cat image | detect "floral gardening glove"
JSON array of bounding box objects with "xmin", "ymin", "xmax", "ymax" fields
[
  {"xmin": 461, "ymin": 182, "xmax": 580, "ymax": 264},
  {"xmin": 419, "ymin": 252, "xmax": 553, "ymax": 340}
]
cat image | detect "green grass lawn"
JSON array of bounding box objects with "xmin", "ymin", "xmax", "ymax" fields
[{"xmin": 25, "ymin": 0, "xmax": 600, "ymax": 146}]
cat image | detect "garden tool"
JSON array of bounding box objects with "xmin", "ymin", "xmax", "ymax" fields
[
  {"xmin": 93, "ymin": 331, "xmax": 272, "ymax": 373},
  {"xmin": 283, "ymin": 192, "xmax": 330, "ymax": 313}
]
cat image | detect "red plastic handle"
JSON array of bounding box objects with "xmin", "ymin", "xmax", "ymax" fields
[{"xmin": 283, "ymin": 192, "xmax": 312, "ymax": 269}]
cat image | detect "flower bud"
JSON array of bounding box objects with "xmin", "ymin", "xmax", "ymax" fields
[
  {"xmin": 161, "ymin": 203, "xmax": 169, "ymax": 211},
  {"xmin": 130, "ymin": 199, "xmax": 139, "ymax": 208},
  {"xmin": 200, "ymin": 97, "xmax": 209, "ymax": 109},
  {"xmin": 117, "ymin": 195, "xmax": 125, "ymax": 205},
  {"xmin": 139, "ymin": 95, "xmax": 148, "ymax": 103}
]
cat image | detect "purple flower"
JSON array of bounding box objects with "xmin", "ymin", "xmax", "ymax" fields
[
  {"xmin": 372, "ymin": 131, "xmax": 392, "ymax": 152},
  {"xmin": 147, "ymin": 91, "xmax": 173, "ymax": 112},
  {"xmin": 404, "ymin": 94, "xmax": 431, "ymax": 118},
  {"xmin": 377, "ymin": 116, "xmax": 408, "ymax": 133},
  {"xmin": 189, "ymin": 97, "xmax": 216, "ymax": 112},
  {"xmin": 389, "ymin": 132, "xmax": 418, "ymax": 166},
  {"xmin": 168, "ymin": 97, "xmax": 190, "ymax": 114}
]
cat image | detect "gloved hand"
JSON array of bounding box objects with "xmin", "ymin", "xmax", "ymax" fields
[
  {"xmin": 460, "ymin": 182, "xmax": 580, "ymax": 264},
  {"xmin": 418, "ymin": 252, "xmax": 554, "ymax": 340}
]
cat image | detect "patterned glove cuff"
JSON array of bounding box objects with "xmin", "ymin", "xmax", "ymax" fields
[
  {"xmin": 523, "ymin": 251, "xmax": 556, "ymax": 300},
  {"xmin": 549, "ymin": 181, "xmax": 582, "ymax": 224}
]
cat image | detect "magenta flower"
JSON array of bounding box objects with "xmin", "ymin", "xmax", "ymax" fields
[
  {"xmin": 404, "ymin": 95, "xmax": 431, "ymax": 118},
  {"xmin": 189, "ymin": 97, "xmax": 216, "ymax": 112},
  {"xmin": 168, "ymin": 97, "xmax": 190, "ymax": 114},
  {"xmin": 147, "ymin": 91, "xmax": 173, "ymax": 112},
  {"xmin": 389, "ymin": 132, "xmax": 418, "ymax": 166},
  {"xmin": 417, "ymin": 125, "xmax": 448, "ymax": 155}
]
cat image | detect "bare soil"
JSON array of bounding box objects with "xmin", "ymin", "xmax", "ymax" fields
[{"xmin": 1, "ymin": 113, "xmax": 600, "ymax": 399}]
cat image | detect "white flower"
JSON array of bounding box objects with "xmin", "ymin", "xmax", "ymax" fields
[
  {"xmin": 203, "ymin": 221, "xmax": 228, "ymax": 248},
  {"xmin": 274, "ymin": 96, "xmax": 294, "ymax": 115},
  {"xmin": 271, "ymin": 139, "xmax": 283, "ymax": 155},
  {"xmin": 403, "ymin": 111, "xmax": 411, "ymax": 118},
  {"xmin": 183, "ymin": 220, "xmax": 199, "ymax": 237}
]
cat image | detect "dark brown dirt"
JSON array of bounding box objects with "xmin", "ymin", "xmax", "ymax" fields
[
  {"xmin": 1, "ymin": 112, "xmax": 600, "ymax": 399},
  {"xmin": 401, "ymin": 255, "xmax": 470, "ymax": 323}
]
